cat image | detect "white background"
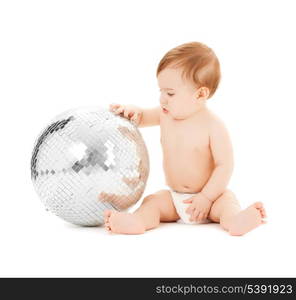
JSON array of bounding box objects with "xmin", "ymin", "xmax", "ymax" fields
[{"xmin": 1, "ymin": 0, "xmax": 295, "ymax": 277}]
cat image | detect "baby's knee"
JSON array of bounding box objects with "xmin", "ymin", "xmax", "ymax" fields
[
  {"xmin": 216, "ymin": 189, "xmax": 240, "ymax": 208},
  {"xmin": 214, "ymin": 189, "xmax": 234, "ymax": 200},
  {"xmin": 142, "ymin": 192, "xmax": 162, "ymax": 205},
  {"xmin": 221, "ymin": 189, "xmax": 236, "ymax": 200},
  {"xmin": 142, "ymin": 190, "xmax": 168, "ymax": 207},
  {"xmin": 212, "ymin": 189, "xmax": 237, "ymax": 207}
]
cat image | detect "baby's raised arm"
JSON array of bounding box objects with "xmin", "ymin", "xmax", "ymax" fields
[
  {"xmin": 139, "ymin": 106, "xmax": 160, "ymax": 127},
  {"xmin": 109, "ymin": 104, "xmax": 160, "ymax": 127},
  {"xmin": 200, "ymin": 118, "xmax": 234, "ymax": 202}
]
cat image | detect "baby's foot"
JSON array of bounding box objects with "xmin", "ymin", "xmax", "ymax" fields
[
  {"xmin": 104, "ymin": 210, "xmax": 145, "ymax": 234},
  {"xmin": 226, "ymin": 202, "xmax": 267, "ymax": 236}
]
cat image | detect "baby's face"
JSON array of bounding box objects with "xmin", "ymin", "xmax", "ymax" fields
[{"xmin": 157, "ymin": 67, "xmax": 205, "ymax": 120}]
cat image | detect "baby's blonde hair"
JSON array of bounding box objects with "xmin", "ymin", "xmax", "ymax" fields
[{"xmin": 156, "ymin": 42, "xmax": 221, "ymax": 99}]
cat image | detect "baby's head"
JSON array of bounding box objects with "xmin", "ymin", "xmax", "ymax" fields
[{"xmin": 157, "ymin": 42, "xmax": 220, "ymax": 120}]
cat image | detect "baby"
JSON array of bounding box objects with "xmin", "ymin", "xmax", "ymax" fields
[{"xmin": 103, "ymin": 41, "xmax": 266, "ymax": 236}]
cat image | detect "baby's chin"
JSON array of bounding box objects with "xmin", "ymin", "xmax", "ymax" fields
[
  {"xmin": 171, "ymin": 112, "xmax": 192, "ymax": 120},
  {"xmin": 172, "ymin": 115, "xmax": 188, "ymax": 121}
]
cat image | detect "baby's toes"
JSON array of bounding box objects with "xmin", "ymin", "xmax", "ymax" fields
[
  {"xmin": 257, "ymin": 205, "xmax": 267, "ymax": 219},
  {"xmin": 104, "ymin": 221, "xmax": 111, "ymax": 232},
  {"xmin": 253, "ymin": 201, "xmax": 263, "ymax": 209},
  {"xmin": 104, "ymin": 209, "xmax": 112, "ymax": 218},
  {"xmin": 104, "ymin": 210, "xmax": 112, "ymax": 223},
  {"xmin": 253, "ymin": 202, "xmax": 266, "ymax": 217},
  {"xmin": 261, "ymin": 207, "xmax": 267, "ymax": 218}
]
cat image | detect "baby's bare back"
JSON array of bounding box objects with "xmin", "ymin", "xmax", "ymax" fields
[{"xmin": 160, "ymin": 109, "xmax": 215, "ymax": 193}]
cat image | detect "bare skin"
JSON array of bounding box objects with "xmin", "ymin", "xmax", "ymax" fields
[{"xmin": 103, "ymin": 67, "xmax": 267, "ymax": 236}]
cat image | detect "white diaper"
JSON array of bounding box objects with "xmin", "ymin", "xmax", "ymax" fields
[{"xmin": 170, "ymin": 189, "xmax": 211, "ymax": 225}]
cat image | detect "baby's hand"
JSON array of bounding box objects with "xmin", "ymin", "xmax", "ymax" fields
[
  {"xmin": 109, "ymin": 103, "xmax": 143, "ymax": 126},
  {"xmin": 183, "ymin": 193, "xmax": 212, "ymax": 223}
]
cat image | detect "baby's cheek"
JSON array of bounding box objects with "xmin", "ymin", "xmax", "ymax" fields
[{"xmin": 172, "ymin": 108, "xmax": 186, "ymax": 119}]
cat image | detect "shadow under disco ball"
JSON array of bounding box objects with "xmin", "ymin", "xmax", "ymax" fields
[{"xmin": 30, "ymin": 106, "xmax": 149, "ymax": 226}]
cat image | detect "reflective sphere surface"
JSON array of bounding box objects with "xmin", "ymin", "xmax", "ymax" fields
[{"xmin": 31, "ymin": 106, "xmax": 149, "ymax": 226}]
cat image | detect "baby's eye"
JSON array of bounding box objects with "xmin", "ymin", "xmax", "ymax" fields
[{"xmin": 167, "ymin": 93, "xmax": 174, "ymax": 97}]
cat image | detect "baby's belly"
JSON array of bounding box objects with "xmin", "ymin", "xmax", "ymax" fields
[{"xmin": 162, "ymin": 149, "xmax": 214, "ymax": 193}]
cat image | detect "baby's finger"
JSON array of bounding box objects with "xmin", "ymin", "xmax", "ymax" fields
[
  {"xmin": 109, "ymin": 103, "xmax": 120, "ymax": 111},
  {"xmin": 183, "ymin": 199, "xmax": 192, "ymax": 204},
  {"xmin": 131, "ymin": 115, "xmax": 140, "ymax": 126},
  {"xmin": 193, "ymin": 209, "xmax": 200, "ymax": 221},
  {"xmin": 131, "ymin": 112, "xmax": 138, "ymax": 122},
  {"xmin": 190, "ymin": 210, "xmax": 198, "ymax": 222},
  {"xmin": 124, "ymin": 109, "xmax": 134, "ymax": 119},
  {"xmin": 186, "ymin": 206, "xmax": 193, "ymax": 215},
  {"xmin": 114, "ymin": 106, "xmax": 124, "ymax": 115},
  {"xmin": 188, "ymin": 208, "xmax": 195, "ymax": 221},
  {"xmin": 197, "ymin": 213, "xmax": 206, "ymax": 223},
  {"xmin": 204, "ymin": 211, "xmax": 210, "ymax": 219}
]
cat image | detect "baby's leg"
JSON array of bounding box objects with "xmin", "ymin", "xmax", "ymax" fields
[
  {"xmin": 208, "ymin": 189, "xmax": 267, "ymax": 236},
  {"xmin": 104, "ymin": 190, "xmax": 179, "ymax": 234}
]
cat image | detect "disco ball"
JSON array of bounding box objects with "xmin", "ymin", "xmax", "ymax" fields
[{"xmin": 30, "ymin": 106, "xmax": 149, "ymax": 226}]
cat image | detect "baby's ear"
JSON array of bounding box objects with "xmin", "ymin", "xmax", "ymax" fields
[{"xmin": 196, "ymin": 87, "xmax": 210, "ymax": 100}]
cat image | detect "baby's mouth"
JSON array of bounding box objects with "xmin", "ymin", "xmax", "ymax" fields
[{"xmin": 162, "ymin": 107, "xmax": 169, "ymax": 113}]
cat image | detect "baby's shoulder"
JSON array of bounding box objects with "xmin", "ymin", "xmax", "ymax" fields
[
  {"xmin": 205, "ymin": 109, "xmax": 228, "ymax": 131},
  {"xmin": 204, "ymin": 108, "xmax": 223, "ymax": 123}
]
